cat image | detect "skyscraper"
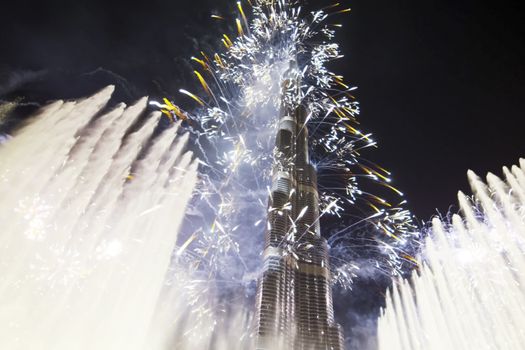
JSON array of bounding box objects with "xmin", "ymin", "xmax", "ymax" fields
[{"xmin": 254, "ymin": 64, "xmax": 344, "ymax": 350}]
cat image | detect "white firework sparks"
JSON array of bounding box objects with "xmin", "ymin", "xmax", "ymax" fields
[{"xmin": 152, "ymin": 0, "xmax": 419, "ymax": 339}]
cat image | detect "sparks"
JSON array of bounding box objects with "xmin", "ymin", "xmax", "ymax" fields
[{"xmin": 152, "ymin": 0, "xmax": 420, "ymax": 335}]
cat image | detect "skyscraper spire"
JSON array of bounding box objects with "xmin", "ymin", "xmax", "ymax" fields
[{"xmin": 254, "ymin": 61, "xmax": 344, "ymax": 350}]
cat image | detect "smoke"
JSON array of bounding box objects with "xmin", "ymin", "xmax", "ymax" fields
[
  {"xmin": 0, "ymin": 67, "xmax": 46, "ymax": 96},
  {"xmin": 346, "ymin": 312, "xmax": 378, "ymax": 350}
]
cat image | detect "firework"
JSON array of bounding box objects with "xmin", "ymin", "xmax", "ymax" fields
[
  {"xmin": 151, "ymin": 0, "xmax": 420, "ymax": 345},
  {"xmin": 158, "ymin": 0, "xmax": 418, "ymax": 277}
]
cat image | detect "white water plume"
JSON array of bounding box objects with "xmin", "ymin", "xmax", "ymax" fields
[
  {"xmin": 0, "ymin": 86, "xmax": 198, "ymax": 350},
  {"xmin": 378, "ymin": 158, "xmax": 525, "ymax": 350}
]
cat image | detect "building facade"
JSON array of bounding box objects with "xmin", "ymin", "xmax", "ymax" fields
[{"xmin": 254, "ymin": 73, "xmax": 344, "ymax": 350}]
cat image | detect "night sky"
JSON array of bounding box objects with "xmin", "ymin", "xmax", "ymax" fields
[{"xmin": 1, "ymin": 0, "xmax": 524, "ymax": 220}]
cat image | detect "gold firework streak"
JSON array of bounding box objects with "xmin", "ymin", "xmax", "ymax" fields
[
  {"xmin": 194, "ymin": 71, "xmax": 212, "ymax": 96},
  {"xmin": 179, "ymin": 89, "xmax": 205, "ymax": 106}
]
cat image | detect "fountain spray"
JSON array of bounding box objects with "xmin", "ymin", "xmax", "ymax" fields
[
  {"xmin": 378, "ymin": 159, "xmax": 525, "ymax": 350},
  {"xmin": 0, "ymin": 87, "xmax": 198, "ymax": 350}
]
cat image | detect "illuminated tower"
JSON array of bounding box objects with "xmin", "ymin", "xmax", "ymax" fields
[{"xmin": 254, "ymin": 64, "xmax": 344, "ymax": 350}]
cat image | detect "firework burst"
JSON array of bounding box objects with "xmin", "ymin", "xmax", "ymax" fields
[{"xmin": 152, "ymin": 0, "xmax": 419, "ymax": 322}]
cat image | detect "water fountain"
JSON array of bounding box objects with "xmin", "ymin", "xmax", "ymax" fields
[
  {"xmin": 0, "ymin": 86, "xmax": 198, "ymax": 350},
  {"xmin": 378, "ymin": 159, "xmax": 525, "ymax": 350}
]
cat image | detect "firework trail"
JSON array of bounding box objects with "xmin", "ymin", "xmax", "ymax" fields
[
  {"xmin": 0, "ymin": 87, "xmax": 198, "ymax": 350},
  {"xmin": 151, "ymin": 0, "xmax": 419, "ymax": 346},
  {"xmin": 378, "ymin": 159, "xmax": 525, "ymax": 350}
]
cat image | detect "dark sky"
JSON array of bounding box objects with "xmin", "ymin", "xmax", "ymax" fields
[{"xmin": 1, "ymin": 0, "xmax": 524, "ymax": 220}]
